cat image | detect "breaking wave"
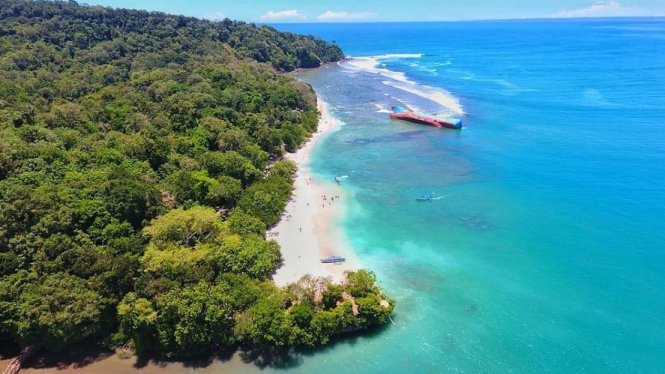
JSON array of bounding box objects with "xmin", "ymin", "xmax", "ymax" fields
[
  {"xmin": 373, "ymin": 103, "xmax": 394, "ymax": 114},
  {"xmin": 382, "ymin": 81, "xmax": 465, "ymax": 115},
  {"xmin": 340, "ymin": 54, "xmax": 464, "ymax": 114},
  {"xmin": 341, "ymin": 56, "xmax": 412, "ymax": 83}
]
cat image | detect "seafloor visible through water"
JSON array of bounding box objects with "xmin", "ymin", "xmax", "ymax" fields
[
  {"xmin": 23, "ymin": 18, "xmax": 665, "ymax": 374},
  {"xmin": 284, "ymin": 19, "xmax": 665, "ymax": 374}
]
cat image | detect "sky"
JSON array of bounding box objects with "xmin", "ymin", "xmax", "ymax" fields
[{"xmin": 85, "ymin": 0, "xmax": 665, "ymax": 22}]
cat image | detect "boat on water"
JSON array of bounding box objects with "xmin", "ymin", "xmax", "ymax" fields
[
  {"xmin": 416, "ymin": 192, "xmax": 435, "ymax": 201},
  {"xmin": 390, "ymin": 106, "xmax": 462, "ymax": 129},
  {"xmin": 321, "ymin": 256, "xmax": 346, "ymax": 263}
]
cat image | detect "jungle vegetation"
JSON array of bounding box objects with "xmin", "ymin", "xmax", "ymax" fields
[{"xmin": 0, "ymin": 0, "xmax": 393, "ymax": 359}]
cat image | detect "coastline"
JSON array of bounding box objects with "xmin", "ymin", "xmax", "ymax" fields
[
  {"xmin": 271, "ymin": 98, "xmax": 358, "ymax": 286},
  {"xmin": 15, "ymin": 97, "xmax": 360, "ymax": 374}
]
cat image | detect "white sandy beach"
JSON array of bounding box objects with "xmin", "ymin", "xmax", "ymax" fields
[
  {"xmin": 14, "ymin": 99, "xmax": 359, "ymax": 374},
  {"xmin": 270, "ymin": 99, "xmax": 358, "ymax": 287}
]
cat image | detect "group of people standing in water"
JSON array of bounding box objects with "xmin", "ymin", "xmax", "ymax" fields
[
  {"xmin": 321, "ymin": 194, "xmax": 340, "ymax": 208},
  {"xmin": 298, "ymin": 177, "xmax": 343, "ymax": 234}
]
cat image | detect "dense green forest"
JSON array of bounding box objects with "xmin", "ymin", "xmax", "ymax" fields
[{"xmin": 0, "ymin": 0, "xmax": 393, "ymax": 359}]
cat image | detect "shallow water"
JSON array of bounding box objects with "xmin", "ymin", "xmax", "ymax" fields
[
  {"xmin": 23, "ymin": 18, "xmax": 665, "ymax": 374},
  {"xmin": 282, "ymin": 19, "xmax": 665, "ymax": 374}
]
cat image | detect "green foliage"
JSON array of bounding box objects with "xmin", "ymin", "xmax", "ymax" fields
[
  {"xmin": 103, "ymin": 168, "xmax": 159, "ymax": 228},
  {"xmin": 285, "ymin": 274, "xmax": 331, "ymax": 307},
  {"xmin": 238, "ymin": 176, "xmax": 292, "ymax": 226},
  {"xmin": 117, "ymin": 292, "xmax": 157, "ymax": 353},
  {"xmin": 289, "ymin": 304, "xmax": 314, "ymax": 328},
  {"xmin": 269, "ymin": 159, "xmax": 298, "ymax": 182},
  {"xmin": 213, "ymin": 234, "xmax": 282, "ymax": 279},
  {"xmin": 281, "ymin": 123, "xmax": 308, "ymax": 152},
  {"xmin": 153, "ymin": 282, "xmax": 235, "ymax": 357},
  {"xmin": 0, "ymin": 252, "xmax": 20, "ymax": 277},
  {"xmin": 344, "ymin": 269, "xmax": 380, "ymax": 298},
  {"xmin": 143, "ymin": 206, "xmax": 226, "ymax": 248},
  {"xmin": 206, "ymin": 175, "xmax": 243, "ymax": 208},
  {"xmin": 356, "ymin": 294, "xmax": 393, "ymax": 326},
  {"xmin": 240, "ymin": 144, "xmax": 270, "ymax": 170},
  {"xmin": 309, "ymin": 310, "xmax": 340, "ymax": 345},
  {"xmin": 215, "ymin": 273, "xmax": 265, "ymax": 311},
  {"xmin": 202, "ymin": 151, "xmax": 263, "ymax": 186},
  {"xmin": 227, "ymin": 210, "xmax": 266, "ymax": 236},
  {"xmin": 321, "ymin": 284, "xmax": 344, "ymax": 310},
  {"xmin": 0, "ymin": 0, "xmax": 392, "ymax": 358},
  {"xmin": 254, "ymin": 125, "xmax": 283, "ymax": 156},
  {"xmin": 0, "ymin": 272, "xmax": 102, "ymax": 351},
  {"xmin": 218, "ymin": 129, "xmax": 249, "ymax": 152},
  {"xmin": 141, "ymin": 242, "xmax": 215, "ymax": 286},
  {"xmin": 234, "ymin": 296, "xmax": 292, "ymax": 346}
]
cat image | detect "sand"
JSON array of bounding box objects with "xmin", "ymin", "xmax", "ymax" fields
[
  {"xmin": 270, "ymin": 98, "xmax": 358, "ymax": 286},
  {"xmin": 10, "ymin": 97, "xmax": 357, "ymax": 374}
]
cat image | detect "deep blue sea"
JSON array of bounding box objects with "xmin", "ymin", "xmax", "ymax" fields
[{"xmin": 253, "ymin": 19, "xmax": 665, "ymax": 373}]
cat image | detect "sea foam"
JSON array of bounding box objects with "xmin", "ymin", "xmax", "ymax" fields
[
  {"xmin": 371, "ymin": 53, "xmax": 424, "ymax": 59},
  {"xmin": 373, "ymin": 103, "xmax": 393, "ymax": 114},
  {"xmin": 341, "ymin": 54, "xmax": 464, "ymax": 114},
  {"xmin": 382, "ymin": 81, "xmax": 465, "ymax": 115},
  {"xmin": 342, "ymin": 57, "xmax": 412, "ymax": 84}
]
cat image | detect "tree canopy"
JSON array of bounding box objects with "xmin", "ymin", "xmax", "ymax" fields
[{"xmin": 0, "ymin": 0, "xmax": 393, "ymax": 359}]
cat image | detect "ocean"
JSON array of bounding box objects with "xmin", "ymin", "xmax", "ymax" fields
[{"xmin": 255, "ymin": 19, "xmax": 665, "ymax": 373}]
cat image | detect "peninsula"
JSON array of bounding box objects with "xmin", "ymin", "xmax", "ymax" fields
[{"xmin": 0, "ymin": 0, "xmax": 394, "ymax": 370}]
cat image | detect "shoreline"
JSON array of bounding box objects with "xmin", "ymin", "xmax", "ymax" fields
[
  {"xmin": 15, "ymin": 97, "xmax": 359, "ymax": 374},
  {"xmin": 271, "ymin": 98, "xmax": 358, "ymax": 286}
]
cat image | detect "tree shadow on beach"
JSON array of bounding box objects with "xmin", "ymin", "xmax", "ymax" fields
[
  {"xmin": 238, "ymin": 346, "xmax": 303, "ymax": 369},
  {"xmin": 132, "ymin": 345, "xmax": 237, "ymax": 370},
  {"xmin": 17, "ymin": 324, "xmax": 394, "ymax": 372},
  {"xmin": 0, "ymin": 341, "xmax": 20, "ymax": 360},
  {"xmin": 236, "ymin": 323, "xmax": 393, "ymax": 370},
  {"xmin": 133, "ymin": 323, "xmax": 393, "ymax": 371},
  {"xmin": 23, "ymin": 343, "xmax": 114, "ymax": 370}
]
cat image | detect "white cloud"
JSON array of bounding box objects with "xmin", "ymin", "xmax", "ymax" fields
[
  {"xmin": 317, "ymin": 11, "xmax": 376, "ymax": 21},
  {"xmin": 259, "ymin": 9, "xmax": 306, "ymax": 21},
  {"xmin": 205, "ymin": 11, "xmax": 226, "ymax": 21},
  {"xmin": 553, "ymin": 2, "xmax": 644, "ymax": 18}
]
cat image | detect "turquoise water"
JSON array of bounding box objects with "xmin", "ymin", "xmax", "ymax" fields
[{"xmin": 250, "ymin": 19, "xmax": 665, "ymax": 373}]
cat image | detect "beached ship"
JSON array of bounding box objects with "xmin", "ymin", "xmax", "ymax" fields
[
  {"xmin": 321, "ymin": 256, "xmax": 346, "ymax": 263},
  {"xmin": 390, "ymin": 106, "xmax": 462, "ymax": 129}
]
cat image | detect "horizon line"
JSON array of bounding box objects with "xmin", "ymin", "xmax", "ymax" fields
[
  {"xmin": 75, "ymin": 3, "xmax": 665, "ymax": 24},
  {"xmin": 258, "ymin": 15, "xmax": 665, "ymax": 25}
]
